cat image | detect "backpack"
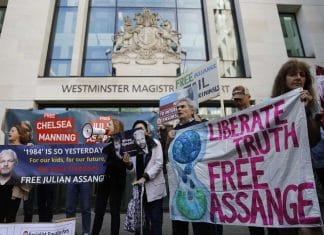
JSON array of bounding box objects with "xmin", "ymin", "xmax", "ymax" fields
[{"xmin": 124, "ymin": 184, "xmax": 145, "ymax": 233}]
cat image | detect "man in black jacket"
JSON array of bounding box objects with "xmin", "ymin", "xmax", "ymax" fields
[{"xmin": 168, "ymin": 98, "xmax": 217, "ymax": 235}]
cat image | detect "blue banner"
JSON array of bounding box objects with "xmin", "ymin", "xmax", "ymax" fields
[
  {"xmin": 0, "ymin": 144, "xmax": 106, "ymax": 184},
  {"xmin": 3, "ymin": 109, "xmax": 158, "ymax": 144}
]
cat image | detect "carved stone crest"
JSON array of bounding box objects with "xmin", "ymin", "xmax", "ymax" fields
[{"xmin": 111, "ymin": 8, "xmax": 181, "ymax": 74}]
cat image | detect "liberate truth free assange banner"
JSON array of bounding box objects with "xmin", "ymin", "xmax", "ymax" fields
[{"xmin": 167, "ymin": 88, "xmax": 321, "ymax": 227}]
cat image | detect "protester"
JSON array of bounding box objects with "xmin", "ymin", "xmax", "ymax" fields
[
  {"xmin": 14, "ymin": 121, "xmax": 56, "ymax": 223},
  {"xmin": 91, "ymin": 119, "xmax": 133, "ymax": 235},
  {"xmin": 131, "ymin": 120, "xmax": 167, "ymax": 235},
  {"xmin": 231, "ymin": 86, "xmax": 280, "ymax": 235},
  {"xmin": 233, "ymin": 86, "xmax": 260, "ymax": 235},
  {"xmin": 37, "ymin": 183, "xmax": 56, "ymax": 222},
  {"xmin": 0, "ymin": 149, "xmax": 20, "ymax": 223},
  {"xmin": 271, "ymin": 59, "xmax": 322, "ymax": 235},
  {"xmin": 7, "ymin": 123, "xmax": 33, "ymax": 222},
  {"xmin": 311, "ymin": 114, "xmax": 324, "ymax": 188},
  {"xmin": 65, "ymin": 182, "xmax": 92, "ymax": 235},
  {"xmin": 19, "ymin": 121, "xmax": 35, "ymax": 222},
  {"xmin": 8, "ymin": 121, "xmax": 54, "ymax": 223},
  {"xmin": 156, "ymin": 118, "xmax": 174, "ymax": 174},
  {"xmin": 167, "ymin": 98, "xmax": 217, "ymax": 235},
  {"xmin": 232, "ymin": 85, "xmax": 251, "ymax": 111}
]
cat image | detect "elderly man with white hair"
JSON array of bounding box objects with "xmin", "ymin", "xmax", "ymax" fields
[{"xmin": 0, "ymin": 149, "xmax": 21, "ymax": 223}]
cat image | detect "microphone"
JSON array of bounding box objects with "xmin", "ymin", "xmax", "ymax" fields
[{"xmin": 82, "ymin": 123, "xmax": 110, "ymax": 139}]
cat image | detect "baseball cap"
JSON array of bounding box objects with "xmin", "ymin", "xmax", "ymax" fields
[{"xmin": 232, "ymin": 85, "xmax": 250, "ymax": 99}]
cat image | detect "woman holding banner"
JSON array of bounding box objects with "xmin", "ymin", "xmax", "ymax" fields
[
  {"xmin": 271, "ymin": 59, "xmax": 322, "ymax": 235},
  {"xmin": 0, "ymin": 123, "xmax": 33, "ymax": 223},
  {"xmin": 92, "ymin": 119, "xmax": 133, "ymax": 235}
]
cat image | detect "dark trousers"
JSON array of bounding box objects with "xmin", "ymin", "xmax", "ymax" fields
[
  {"xmin": 0, "ymin": 186, "xmax": 21, "ymax": 223},
  {"xmin": 37, "ymin": 184, "xmax": 56, "ymax": 222},
  {"xmin": 136, "ymin": 197, "xmax": 163, "ymax": 235},
  {"xmin": 92, "ymin": 178, "xmax": 125, "ymax": 235},
  {"xmin": 249, "ymin": 226, "xmax": 265, "ymax": 235},
  {"xmin": 0, "ymin": 185, "xmax": 21, "ymax": 223},
  {"xmin": 172, "ymin": 220, "xmax": 217, "ymax": 235},
  {"xmin": 248, "ymin": 227, "xmax": 285, "ymax": 235},
  {"xmin": 24, "ymin": 187, "xmax": 35, "ymax": 222}
]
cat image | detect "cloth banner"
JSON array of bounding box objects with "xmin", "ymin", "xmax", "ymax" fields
[
  {"xmin": 168, "ymin": 88, "xmax": 321, "ymax": 227},
  {"xmin": 0, "ymin": 144, "xmax": 106, "ymax": 184},
  {"xmin": 1, "ymin": 109, "xmax": 157, "ymax": 184},
  {"xmin": 2, "ymin": 109, "xmax": 158, "ymax": 144}
]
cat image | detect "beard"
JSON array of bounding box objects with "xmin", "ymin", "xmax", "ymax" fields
[{"xmin": 0, "ymin": 172, "xmax": 11, "ymax": 177}]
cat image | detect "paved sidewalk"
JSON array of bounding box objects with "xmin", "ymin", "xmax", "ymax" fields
[{"xmin": 17, "ymin": 212, "xmax": 250, "ymax": 235}]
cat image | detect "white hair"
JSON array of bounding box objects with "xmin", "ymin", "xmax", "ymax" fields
[{"xmin": 0, "ymin": 149, "xmax": 18, "ymax": 164}]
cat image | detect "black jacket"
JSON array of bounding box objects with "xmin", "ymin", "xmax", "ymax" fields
[{"xmin": 102, "ymin": 139, "xmax": 132, "ymax": 184}]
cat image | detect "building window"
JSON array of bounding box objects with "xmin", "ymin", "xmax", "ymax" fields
[
  {"xmin": 46, "ymin": 0, "xmax": 208, "ymax": 77},
  {"xmin": 82, "ymin": 0, "xmax": 207, "ymax": 76},
  {"xmin": 82, "ymin": 0, "xmax": 208, "ymax": 76},
  {"xmin": 0, "ymin": 7, "xmax": 6, "ymax": 34},
  {"xmin": 279, "ymin": 13, "xmax": 305, "ymax": 57},
  {"xmin": 214, "ymin": 0, "xmax": 245, "ymax": 78},
  {"xmin": 83, "ymin": 1, "xmax": 116, "ymax": 76},
  {"xmin": 45, "ymin": 0, "xmax": 79, "ymax": 76}
]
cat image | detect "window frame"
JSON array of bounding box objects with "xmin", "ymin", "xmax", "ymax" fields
[
  {"xmin": 45, "ymin": 0, "xmax": 79, "ymax": 77},
  {"xmin": 81, "ymin": 1, "xmax": 208, "ymax": 77},
  {"xmin": 213, "ymin": 0, "xmax": 246, "ymax": 78},
  {"xmin": 278, "ymin": 12, "xmax": 306, "ymax": 58},
  {"xmin": 0, "ymin": 6, "xmax": 6, "ymax": 34}
]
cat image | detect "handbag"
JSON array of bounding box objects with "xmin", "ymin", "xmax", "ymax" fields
[{"xmin": 124, "ymin": 184, "xmax": 145, "ymax": 233}]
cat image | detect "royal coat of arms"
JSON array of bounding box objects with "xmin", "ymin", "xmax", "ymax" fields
[{"xmin": 111, "ymin": 8, "xmax": 181, "ymax": 67}]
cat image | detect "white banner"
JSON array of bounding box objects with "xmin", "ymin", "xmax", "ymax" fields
[
  {"xmin": 175, "ymin": 58, "xmax": 219, "ymax": 102},
  {"xmin": 168, "ymin": 88, "xmax": 321, "ymax": 227},
  {"xmin": 0, "ymin": 219, "xmax": 75, "ymax": 235}
]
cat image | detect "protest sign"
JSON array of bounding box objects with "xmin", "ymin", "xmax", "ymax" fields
[
  {"xmin": 159, "ymin": 86, "xmax": 198, "ymax": 124},
  {"xmin": 3, "ymin": 109, "xmax": 158, "ymax": 144},
  {"xmin": 167, "ymin": 88, "xmax": 321, "ymax": 227},
  {"xmin": 315, "ymin": 65, "xmax": 324, "ymax": 109},
  {"xmin": 84, "ymin": 116, "xmax": 113, "ymax": 143},
  {"xmin": 112, "ymin": 128, "xmax": 146, "ymax": 157},
  {"xmin": 175, "ymin": 58, "xmax": 219, "ymax": 102},
  {"xmin": 0, "ymin": 218, "xmax": 75, "ymax": 235},
  {"xmin": 0, "ymin": 144, "xmax": 106, "ymax": 184}
]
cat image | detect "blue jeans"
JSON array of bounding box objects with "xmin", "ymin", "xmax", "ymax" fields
[{"xmin": 66, "ymin": 183, "xmax": 92, "ymax": 235}]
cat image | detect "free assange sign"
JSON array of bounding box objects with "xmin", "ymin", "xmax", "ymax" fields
[
  {"xmin": 167, "ymin": 88, "xmax": 321, "ymax": 227},
  {"xmin": 176, "ymin": 58, "xmax": 219, "ymax": 102}
]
